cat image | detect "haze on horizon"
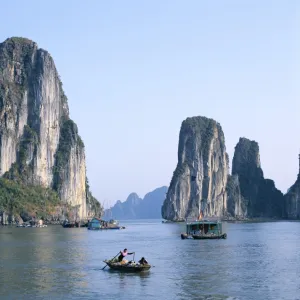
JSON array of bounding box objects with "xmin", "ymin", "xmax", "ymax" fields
[{"xmin": 0, "ymin": 0, "xmax": 299, "ymax": 208}]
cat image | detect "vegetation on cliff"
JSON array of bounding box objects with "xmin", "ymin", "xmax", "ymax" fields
[
  {"xmin": 52, "ymin": 118, "xmax": 84, "ymax": 191},
  {"xmin": 169, "ymin": 162, "xmax": 188, "ymax": 189},
  {"xmin": 168, "ymin": 117, "xmax": 219, "ymax": 190},
  {"xmin": 4, "ymin": 125, "xmax": 38, "ymax": 184},
  {"xmin": 0, "ymin": 177, "xmax": 61, "ymax": 221},
  {"xmin": 86, "ymin": 177, "xmax": 102, "ymax": 217},
  {"xmin": 0, "ymin": 37, "xmax": 36, "ymax": 75},
  {"xmin": 180, "ymin": 117, "xmax": 217, "ymax": 160}
]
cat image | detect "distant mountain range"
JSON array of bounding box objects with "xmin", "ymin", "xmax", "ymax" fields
[{"xmin": 103, "ymin": 186, "xmax": 168, "ymax": 220}]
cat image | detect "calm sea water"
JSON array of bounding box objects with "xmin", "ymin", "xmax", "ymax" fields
[{"xmin": 0, "ymin": 220, "xmax": 300, "ymax": 300}]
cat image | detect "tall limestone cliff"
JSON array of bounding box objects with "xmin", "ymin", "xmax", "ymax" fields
[
  {"xmin": 0, "ymin": 37, "xmax": 101, "ymax": 220},
  {"xmin": 229, "ymin": 137, "xmax": 283, "ymax": 218},
  {"xmin": 283, "ymin": 155, "xmax": 300, "ymax": 219},
  {"xmin": 161, "ymin": 116, "xmax": 229, "ymax": 221}
]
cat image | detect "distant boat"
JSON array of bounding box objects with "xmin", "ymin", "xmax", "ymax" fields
[
  {"xmin": 62, "ymin": 220, "xmax": 75, "ymax": 228},
  {"xmin": 87, "ymin": 217, "xmax": 125, "ymax": 230},
  {"xmin": 75, "ymin": 221, "xmax": 88, "ymax": 228},
  {"xmin": 16, "ymin": 219, "xmax": 47, "ymax": 228},
  {"xmin": 162, "ymin": 219, "xmax": 185, "ymax": 223},
  {"xmin": 16, "ymin": 223, "xmax": 47, "ymax": 228},
  {"xmin": 180, "ymin": 217, "xmax": 227, "ymax": 240}
]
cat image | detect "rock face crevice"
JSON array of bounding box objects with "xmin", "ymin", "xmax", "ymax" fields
[
  {"xmin": 0, "ymin": 37, "xmax": 101, "ymax": 219},
  {"xmin": 162, "ymin": 117, "xmax": 229, "ymax": 221},
  {"xmin": 226, "ymin": 174, "xmax": 245, "ymax": 217}
]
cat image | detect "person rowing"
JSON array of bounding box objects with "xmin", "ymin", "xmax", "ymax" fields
[{"xmin": 118, "ymin": 248, "xmax": 134, "ymax": 262}]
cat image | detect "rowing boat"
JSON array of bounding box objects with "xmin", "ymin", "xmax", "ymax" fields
[{"xmin": 103, "ymin": 260, "xmax": 151, "ymax": 272}]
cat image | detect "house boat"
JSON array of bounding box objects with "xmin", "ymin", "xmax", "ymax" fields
[
  {"xmin": 87, "ymin": 217, "xmax": 125, "ymax": 230},
  {"xmin": 181, "ymin": 216, "xmax": 227, "ymax": 240}
]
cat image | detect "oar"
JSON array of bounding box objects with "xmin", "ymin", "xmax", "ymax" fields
[{"xmin": 102, "ymin": 251, "xmax": 120, "ymax": 270}]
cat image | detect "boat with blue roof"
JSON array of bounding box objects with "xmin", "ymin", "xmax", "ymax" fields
[{"xmin": 87, "ymin": 217, "xmax": 125, "ymax": 230}]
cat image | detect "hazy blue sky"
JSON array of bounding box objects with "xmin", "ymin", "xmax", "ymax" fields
[{"xmin": 1, "ymin": 0, "xmax": 299, "ymax": 208}]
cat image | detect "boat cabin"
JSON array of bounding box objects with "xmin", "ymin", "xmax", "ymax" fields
[
  {"xmin": 185, "ymin": 219, "xmax": 223, "ymax": 236},
  {"xmin": 108, "ymin": 219, "xmax": 119, "ymax": 225},
  {"xmin": 88, "ymin": 217, "xmax": 108, "ymax": 230}
]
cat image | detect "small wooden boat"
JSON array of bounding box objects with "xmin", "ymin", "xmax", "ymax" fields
[
  {"xmin": 103, "ymin": 260, "xmax": 151, "ymax": 272},
  {"xmin": 62, "ymin": 222, "xmax": 75, "ymax": 228},
  {"xmin": 162, "ymin": 220, "xmax": 174, "ymax": 223},
  {"xmin": 180, "ymin": 233, "xmax": 193, "ymax": 239}
]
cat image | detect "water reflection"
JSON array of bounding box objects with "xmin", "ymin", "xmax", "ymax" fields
[{"xmin": 0, "ymin": 226, "xmax": 90, "ymax": 298}]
